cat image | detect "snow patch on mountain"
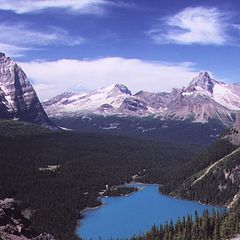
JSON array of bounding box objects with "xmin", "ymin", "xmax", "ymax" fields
[
  {"xmin": 213, "ymin": 83, "xmax": 240, "ymax": 110},
  {"xmin": 43, "ymin": 84, "xmax": 132, "ymax": 117}
]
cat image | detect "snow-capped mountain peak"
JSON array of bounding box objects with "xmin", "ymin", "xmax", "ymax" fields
[
  {"xmin": 43, "ymin": 83, "xmax": 131, "ymax": 116},
  {"xmin": 188, "ymin": 71, "xmax": 216, "ymax": 94},
  {"xmin": 183, "ymin": 72, "xmax": 240, "ymax": 111}
]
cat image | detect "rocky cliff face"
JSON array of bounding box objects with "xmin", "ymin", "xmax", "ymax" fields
[
  {"xmin": 0, "ymin": 198, "xmax": 55, "ymax": 240},
  {"xmin": 0, "ymin": 53, "xmax": 55, "ymax": 129}
]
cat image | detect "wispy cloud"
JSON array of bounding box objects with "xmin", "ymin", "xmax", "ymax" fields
[
  {"xmin": 149, "ymin": 7, "xmax": 231, "ymax": 45},
  {"xmin": 0, "ymin": 24, "xmax": 84, "ymax": 46},
  {"xmin": 19, "ymin": 57, "xmax": 198, "ymax": 100},
  {"xmin": 0, "ymin": 43, "xmax": 31, "ymax": 57},
  {"xmin": 0, "ymin": 0, "xmax": 112, "ymax": 14},
  {"xmin": 0, "ymin": 23, "xmax": 84, "ymax": 56}
]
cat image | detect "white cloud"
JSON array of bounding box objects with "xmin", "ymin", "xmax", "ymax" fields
[
  {"xmin": 149, "ymin": 7, "xmax": 229, "ymax": 45},
  {"xmin": 19, "ymin": 57, "xmax": 198, "ymax": 100},
  {"xmin": 0, "ymin": 24, "xmax": 84, "ymax": 56},
  {"xmin": 0, "ymin": 0, "xmax": 111, "ymax": 14}
]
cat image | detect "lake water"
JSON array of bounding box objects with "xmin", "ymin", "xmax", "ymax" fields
[{"xmin": 77, "ymin": 183, "xmax": 224, "ymax": 240}]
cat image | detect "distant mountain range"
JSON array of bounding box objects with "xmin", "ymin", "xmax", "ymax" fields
[{"xmin": 43, "ymin": 71, "xmax": 240, "ymax": 127}]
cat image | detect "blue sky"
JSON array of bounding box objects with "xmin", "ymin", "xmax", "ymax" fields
[{"xmin": 1, "ymin": 0, "xmax": 240, "ymax": 99}]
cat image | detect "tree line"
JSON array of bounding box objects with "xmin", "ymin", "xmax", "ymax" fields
[{"xmin": 132, "ymin": 207, "xmax": 240, "ymax": 240}]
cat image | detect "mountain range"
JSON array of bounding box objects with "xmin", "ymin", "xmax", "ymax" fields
[
  {"xmin": 0, "ymin": 52, "xmax": 240, "ymax": 131},
  {"xmin": 43, "ymin": 71, "xmax": 240, "ymax": 127}
]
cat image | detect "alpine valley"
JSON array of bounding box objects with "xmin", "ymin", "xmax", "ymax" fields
[{"xmin": 1, "ymin": 52, "xmax": 240, "ymax": 240}]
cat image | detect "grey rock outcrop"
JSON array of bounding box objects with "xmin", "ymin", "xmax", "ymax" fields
[
  {"xmin": 223, "ymin": 112, "xmax": 240, "ymax": 145},
  {"xmin": 134, "ymin": 91, "xmax": 171, "ymax": 110},
  {"xmin": 119, "ymin": 97, "xmax": 149, "ymax": 115},
  {"xmin": 0, "ymin": 198, "xmax": 56, "ymax": 240}
]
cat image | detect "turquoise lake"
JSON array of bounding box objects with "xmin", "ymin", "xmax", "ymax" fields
[{"xmin": 77, "ymin": 183, "xmax": 224, "ymax": 240}]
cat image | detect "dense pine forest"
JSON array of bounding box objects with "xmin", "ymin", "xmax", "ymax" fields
[
  {"xmin": 0, "ymin": 120, "xmax": 200, "ymax": 240},
  {"xmin": 132, "ymin": 206, "xmax": 240, "ymax": 240}
]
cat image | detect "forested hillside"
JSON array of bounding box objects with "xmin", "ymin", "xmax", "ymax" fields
[
  {"xmin": 156, "ymin": 139, "xmax": 236, "ymax": 195},
  {"xmin": 132, "ymin": 205, "xmax": 240, "ymax": 240},
  {"xmin": 172, "ymin": 146, "xmax": 240, "ymax": 207}
]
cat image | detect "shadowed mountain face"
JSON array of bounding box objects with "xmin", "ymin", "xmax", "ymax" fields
[
  {"xmin": 43, "ymin": 71, "xmax": 240, "ymax": 127},
  {"xmin": 0, "ymin": 53, "xmax": 55, "ymax": 129}
]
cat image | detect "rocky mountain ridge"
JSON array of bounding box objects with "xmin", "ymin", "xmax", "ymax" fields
[
  {"xmin": 43, "ymin": 72, "xmax": 240, "ymax": 127},
  {"xmin": 0, "ymin": 53, "xmax": 55, "ymax": 129}
]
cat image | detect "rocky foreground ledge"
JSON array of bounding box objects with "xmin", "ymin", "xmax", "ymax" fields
[{"xmin": 0, "ymin": 198, "xmax": 55, "ymax": 240}]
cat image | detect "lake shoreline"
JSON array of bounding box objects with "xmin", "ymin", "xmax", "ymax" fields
[
  {"xmin": 79, "ymin": 182, "xmax": 142, "ymax": 215},
  {"xmin": 76, "ymin": 169, "xmax": 227, "ymax": 239},
  {"xmin": 76, "ymin": 182, "xmax": 225, "ymax": 240},
  {"xmin": 78, "ymin": 179, "xmax": 225, "ymax": 216},
  {"xmin": 76, "ymin": 179, "xmax": 143, "ymax": 235},
  {"xmin": 78, "ymin": 173, "xmax": 145, "ymax": 216}
]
